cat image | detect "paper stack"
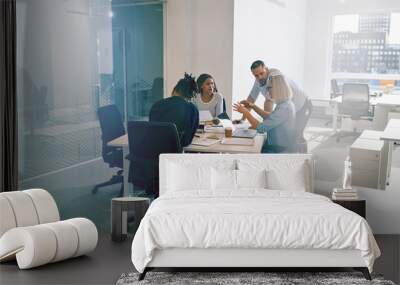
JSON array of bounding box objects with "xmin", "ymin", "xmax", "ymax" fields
[
  {"xmin": 332, "ymin": 188, "xmax": 359, "ymax": 200},
  {"xmin": 204, "ymin": 125, "xmax": 225, "ymax": 133}
]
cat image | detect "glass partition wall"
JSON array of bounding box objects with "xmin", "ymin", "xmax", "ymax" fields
[{"xmin": 16, "ymin": 0, "xmax": 164, "ymax": 231}]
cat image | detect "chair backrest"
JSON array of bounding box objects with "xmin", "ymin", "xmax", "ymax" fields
[
  {"xmin": 331, "ymin": 79, "xmax": 341, "ymax": 98},
  {"xmin": 341, "ymin": 83, "xmax": 370, "ymax": 118},
  {"xmin": 97, "ymin": 105, "xmax": 125, "ymax": 163},
  {"xmin": 151, "ymin": 77, "xmax": 163, "ymax": 97},
  {"xmin": 127, "ymin": 121, "xmax": 182, "ymax": 195},
  {"xmin": 223, "ymin": 97, "xmax": 226, "ymax": 113},
  {"xmin": 218, "ymin": 97, "xmax": 230, "ymax": 120},
  {"xmin": 0, "ymin": 189, "xmax": 60, "ymax": 238}
]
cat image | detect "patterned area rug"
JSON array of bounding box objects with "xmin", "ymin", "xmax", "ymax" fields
[{"xmin": 116, "ymin": 271, "xmax": 396, "ymax": 285}]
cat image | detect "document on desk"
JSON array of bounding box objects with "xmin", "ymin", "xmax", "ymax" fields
[
  {"xmin": 221, "ymin": 138, "xmax": 255, "ymax": 146},
  {"xmin": 232, "ymin": 128, "xmax": 257, "ymax": 139},
  {"xmin": 220, "ymin": 119, "xmax": 233, "ymax": 129},
  {"xmin": 204, "ymin": 119, "xmax": 234, "ymax": 133},
  {"xmin": 191, "ymin": 137, "xmax": 221, "ymax": 147}
]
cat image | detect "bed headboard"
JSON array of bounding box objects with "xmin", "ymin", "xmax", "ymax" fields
[{"xmin": 159, "ymin": 154, "xmax": 314, "ymax": 196}]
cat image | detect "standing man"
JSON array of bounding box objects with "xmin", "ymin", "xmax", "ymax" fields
[{"xmin": 237, "ymin": 60, "xmax": 308, "ymax": 121}]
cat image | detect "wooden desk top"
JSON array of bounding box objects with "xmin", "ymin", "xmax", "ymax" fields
[
  {"xmin": 108, "ymin": 132, "xmax": 265, "ymax": 154},
  {"xmin": 374, "ymin": 95, "xmax": 400, "ymax": 106},
  {"xmin": 108, "ymin": 134, "xmax": 128, "ymax": 147}
]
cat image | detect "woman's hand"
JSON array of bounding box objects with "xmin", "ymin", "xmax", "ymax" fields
[
  {"xmin": 233, "ymin": 102, "xmax": 249, "ymax": 114},
  {"xmin": 239, "ymin": 100, "xmax": 254, "ymax": 109},
  {"xmin": 234, "ymin": 102, "xmax": 260, "ymax": 130}
]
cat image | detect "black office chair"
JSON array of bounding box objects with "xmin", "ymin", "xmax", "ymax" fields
[
  {"xmin": 147, "ymin": 77, "xmax": 163, "ymax": 114},
  {"xmin": 290, "ymin": 99, "xmax": 313, "ymax": 153},
  {"xmin": 127, "ymin": 121, "xmax": 182, "ymax": 198},
  {"xmin": 336, "ymin": 83, "xmax": 371, "ymax": 142},
  {"xmin": 93, "ymin": 105, "xmax": 125, "ymax": 195},
  {"xmin": 151, "ymin": 77, "xmax": 163, "ymax": 98}
]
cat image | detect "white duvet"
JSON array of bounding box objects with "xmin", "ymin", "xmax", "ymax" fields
[{"xmin": 131, "ymin": 190, "xmax": 380, "ymax": 273}]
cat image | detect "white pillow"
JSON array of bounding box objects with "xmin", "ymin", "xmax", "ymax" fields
[
  {"xmin": 266, "ymin": 162, "xmax": 308, "ymax": 191},
  {"xmin": 211, "ymin": 169, "xmax": 268, "ymax": 191},
  {"xmin": 166, "ymin": 158, "xmax": 237, "ymax": 193},
  {"xmin": 167, "ymin": 163, "xmax": 212, "ymax": 191},
  {"xmin": 237, "ymin": 158, "xmax": 310, "ymax": 192},
  {"xmin": 211, "ymin": 168, "xmax": 237, "ymax": 191},
  {"xmin": 236, "ymin": 169, "xmax": 267, "ymax": 189}
]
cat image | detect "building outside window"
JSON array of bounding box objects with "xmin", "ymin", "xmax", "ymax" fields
[{"xmin": 331, "ymin": 12, "xmax": 400, "ymax": 93}]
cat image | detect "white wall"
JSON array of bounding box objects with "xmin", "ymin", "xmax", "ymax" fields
[
  {"xmin": 165, "ymin": 0, "xmax": 234, "ymax": 115},
  {"xmin": 232, "ymin": 0, "xmax": 307, "ymax": 119},
  {"xmin": 304, "ymin": 0, "xmax": 400, "ymax": 99},
  {"xmin": 165, "ymin": 0, "xmax": 307, "ymax": 118}
]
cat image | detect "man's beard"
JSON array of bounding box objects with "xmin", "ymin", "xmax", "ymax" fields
[{"xmin": 259, "ymin": 77, "xmax": 267, "ymax": 86}]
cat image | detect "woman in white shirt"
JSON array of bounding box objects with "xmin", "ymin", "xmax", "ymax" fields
[{"xmin": 193, "ymin": 74, "xmax": 224, "ymax": 118}]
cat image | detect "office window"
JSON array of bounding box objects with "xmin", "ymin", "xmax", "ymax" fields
[
  {"xmin": 16, "ymin": 0, "xmax": 164, "ymax": 230},
  {"xmin": 331, "ymin": 12, "xmax": 400, "ymax": 93}
]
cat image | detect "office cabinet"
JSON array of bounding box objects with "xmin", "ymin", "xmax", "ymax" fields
[{"xmin": 350, "ymin": 138, "xmax": 383, "ymax": 189}]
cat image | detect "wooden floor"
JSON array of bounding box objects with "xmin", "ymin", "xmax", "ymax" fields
[{"xmin": 0, "ymin": 234, "xmax": 398, "ymax": 285}]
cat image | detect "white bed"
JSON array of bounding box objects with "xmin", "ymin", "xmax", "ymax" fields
[{"xmin": 131, "ymin": 154, "xmax": 380, "ymax": 280}]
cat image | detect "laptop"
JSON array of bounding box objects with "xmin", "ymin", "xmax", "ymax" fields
[
  {"xmin": 199, "ymin": 110, "xmax": 213, "ymax": 122},
  {"xmin": 232, "ymin": 128, "xmax": 257, "ymax": 139}
]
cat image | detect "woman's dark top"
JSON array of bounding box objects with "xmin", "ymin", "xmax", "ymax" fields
[{"xmin": 149, "ymin": 96, "xmax": 199, "ymax": 147}]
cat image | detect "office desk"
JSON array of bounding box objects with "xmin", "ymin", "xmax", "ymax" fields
[
  {"xmin": 185, "ymin": 132, "xmax": 265, "ymax": 154},
  {"xmin": 380, "ymin": 119, "xmax": 400, "ymax": 188},
  {"xmin": 108, "ymin": 132, "xmax": 265, "ymax": 196},
  {"xmin": 331, "ymin": 94, "xmax": 400, "ymax": 132},
  {"xmin": 373, "ymin": 96, "xmax": 400, "ymax": 130}
]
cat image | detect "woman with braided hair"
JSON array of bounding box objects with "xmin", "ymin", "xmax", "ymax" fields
[{"xmin": 149, "ymin": 73, "xmax": 199, "ymax": 147}]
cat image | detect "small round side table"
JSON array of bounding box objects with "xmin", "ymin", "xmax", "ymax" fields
[{"xmin": 111, "ymin": 197, "xmax": 150, "ymax": 242}]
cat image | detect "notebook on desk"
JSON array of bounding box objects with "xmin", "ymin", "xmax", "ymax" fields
[
  {"xmin": 232, "ymin": 128, "xmax": 257, "ymax": 139},
  {"xmin": 199, "ymin": 110, "xmax": 213, "ymax": 122}
]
